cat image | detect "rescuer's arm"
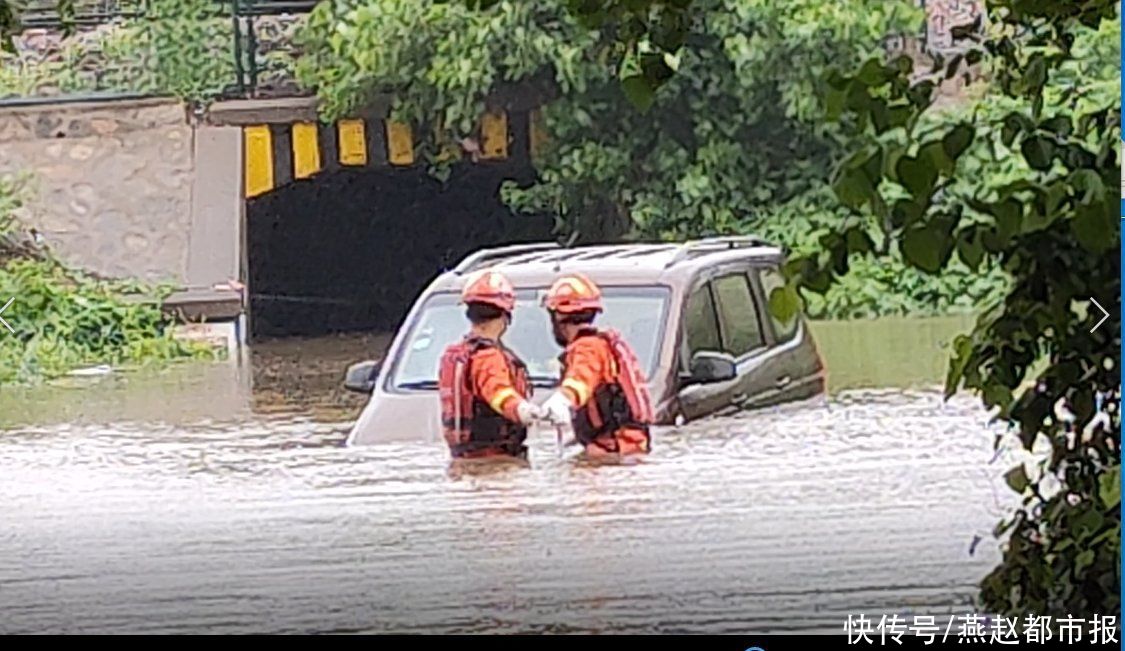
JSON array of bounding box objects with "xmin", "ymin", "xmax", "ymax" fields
[
  {"xmin": 542, "ymin": 338, "xmax": 607, "ymax": 426},
  {"xmin": 558, "ymin": 337, "xmax": 608, "ymax": 408},
  {"xmin": 471, "ymin": 348, "xmax": 539, "ymax": 424}
]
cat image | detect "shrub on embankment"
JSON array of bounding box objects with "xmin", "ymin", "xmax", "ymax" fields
[
  {"xmin": 0, "ymin": 176, "xmax": 215, "ymax": 386},
  {"xmin": 295, "ymin": 0, "xmax": 1009, "ymax": 321}
]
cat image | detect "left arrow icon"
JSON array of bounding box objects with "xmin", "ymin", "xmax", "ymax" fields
[
  {"xmin": 1089, "ymin": 297, "xmax": 1109, "ymax": 333},
  {"xmin": 0, "ymin": 297, "xmax": 13, "ymax": 334}
]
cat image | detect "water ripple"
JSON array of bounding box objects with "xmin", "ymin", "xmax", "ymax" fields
[{"xmin": 0, "ymin": 381, "xmax": 1016, "ymax": 634}]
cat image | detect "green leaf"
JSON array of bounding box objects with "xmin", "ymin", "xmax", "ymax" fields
[
  {"xmin": 919, "ymin": 141, "xmax": 954, "ymax": 176},
  {"xmin": 1071, "ymin": 169, "xmax": 1106, "ymax": 202},
  {"xmin": 994, "ymin": 199, "xmax": 1021, "ymax": 239},
  {"xmin": 888, "ymin": 195, "xmax": 925, "ymax": 229},
  {"xmin": 860, "ymin": 146, "xmax": 884, "ymax": 184},
  {"xmin": 942, "ymin": 124, "xmax": 974, "ymax": 160},
  {"xmin": 1074, "ymin": 508, "xmax": 1105, "ymax": 541},
  {"xmin": 1002, "ymin": 113, "xmax": 1034, "ymax": 147},
  {"xmin": 902, "ymin": 216, "xmax": 955, "ymax": 274},
  {"xmin": 1042, "ymin": 116, "xmax": 1073, "ymax": 138},
  {"xmin": 768, "ymin": 284, "xmax": 801, "ymax": 324},
  {"xmin": 856, "ymin": 58, "xmax": 890, "ymax": 86},
  {"xmin": 1073, "ymin": 199, "xmax": 1114, "ymax": 253},
  {"xmin": 620, "ymin": 75, "xmax": 655, "ymax": 112},
  {"xmin": 870, "ymin": 99, "xmax": 890, "ymax": 133},
  {"xmin": 1023, "ymin": 55, "xmax": 1047, "ymax": 95},
  {"xmin": 823, "ymin": 69, "xmax": 850, "ymax": 91},
  {"xmin": 956, "ymin": 229, "xmax": 984, "ymax": 270},
  {"xmin": 1001, "ymin": 122, "xmax": 1018, "ymax": 147},
  {"xmin": 825, "ymin": 87, "xmax": 847, "ymax": 120},
  {"xmin": 887, "ymin": 105, "xmax": 913, "ymax": 130},
  {"xmin": 805, "ymin": 268, "xmax": 832, "ymax": 294},
  {"xmin": 1099, "ymin": 466, "xmax": 1121, "ymax": 509},
  {"xmin": 833, "ymin": 147, "xmax": 881, "ymax": 210},
  {"xmin": 906, "ymin": 80, "xmax": 934, "ymax": 108},
  {"xmin": 1005, "ymin": 465, "xmax": 1029, "ymax": 494},
  {"xmin": 845, "ymin": 227, "xmax": 874, "ymax": 254},
  {"xmin": 944, "ymin": 334, "xmax": 972, "ymax": 397},
  {"xmin": 983, "ymin": 383, "xmax": 1013, "ymax": 412},
  {"xmin": 834, "ymin": 168, "xmax": 875, "ymax": 210},
  {"xmin": 1021, "ymin": 136, "xmax": 1055, "ymax": 170},
  {"xmin": 896, "ymin": 155, "xmax": 937, "ymax": 199}
]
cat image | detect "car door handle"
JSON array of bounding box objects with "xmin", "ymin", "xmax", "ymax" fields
[{"xmin": 775, "ymin": 376, "xmax": 792, "ymax": 388}]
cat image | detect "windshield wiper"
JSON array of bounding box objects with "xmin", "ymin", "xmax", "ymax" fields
[
  {"xmin": 397, "ymin": 380, "xmax": 438, "ymax": 390},
  {"xmin": 529, "ymin": 375, "xmax": 559, "ymax": 386}
]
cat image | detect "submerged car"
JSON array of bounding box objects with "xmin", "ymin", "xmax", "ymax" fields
[{"xmin": 344, "ymin": 236, "xmax": 826, "ymax": 446}]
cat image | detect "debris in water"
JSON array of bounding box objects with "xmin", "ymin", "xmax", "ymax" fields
[{"xmin": 68, "ymin": 365, "xmax": 113, "ymax": 377}]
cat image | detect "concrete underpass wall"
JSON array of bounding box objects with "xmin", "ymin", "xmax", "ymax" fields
[
  {"xmin": 0, "ymin": 98, "xmax": 195, "ymax": 283},
  {"xmin": 0, "ymin": 97, "xmax": 243, "ymax": 290},
  {"xmin": 246, "ymin": 164, "xmax": 553, "ymax": 339}
]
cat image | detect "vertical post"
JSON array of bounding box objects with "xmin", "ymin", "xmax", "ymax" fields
[
  {"xmin": 246, "ymin": 7, "xmax": 259, "ymax": 97},
  {"xmin": 918, "ymin": 0, "xmax": 930, "ymax": 53},
  {"xmin": 231, "ymin": 0, "xmax": 245, "ymax": 96}
]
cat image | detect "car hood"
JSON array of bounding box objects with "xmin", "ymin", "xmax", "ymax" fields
[
  {"xmin": 346, "ymin": 389, "xmax": 555, "ymax": 447},
  {"xmin": 346, "ymin": 382, "xmax": 675, "ymax": 447}
]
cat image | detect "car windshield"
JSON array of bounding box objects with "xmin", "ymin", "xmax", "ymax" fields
[{"xmin": 389, "ymin": 286, "xmax": 669, "ymax": 390}]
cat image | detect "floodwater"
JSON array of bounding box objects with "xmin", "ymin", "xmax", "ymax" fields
[{"xmin": 0, "ymin": 315, "xmax": 1028, "ymax": 634}]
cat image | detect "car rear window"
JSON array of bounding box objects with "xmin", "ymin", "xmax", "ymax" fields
[
  {"xmin": 683, "ymin": 284, "xmax": 721, "ymax": 357},
  {"xmin": 758, "ymin": 266, "xmax": 799, "ymax": 343},
  {"xmin": 388, "ymin": 286, "xmax": 670, "ymax": 390},
  {"xmin": 712, "ymin": 273, "xmax": 766, "ymax": 357}
]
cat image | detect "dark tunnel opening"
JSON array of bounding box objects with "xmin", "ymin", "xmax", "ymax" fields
[{"xmin": 245, "ymin": 163, "xmax": 554, "ymax": 340}]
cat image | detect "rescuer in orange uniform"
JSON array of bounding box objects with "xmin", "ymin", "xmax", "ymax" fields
[
  {"xmin": 438, "ymin": 270, "xmax": 543, "ymax": 460},
  {"xmin": 539, "ymin": 273, "xmax": 654, "ymax": 458}
]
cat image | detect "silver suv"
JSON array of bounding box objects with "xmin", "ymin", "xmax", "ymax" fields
[{"xmin": 344, "ymin": 237, "xmax": 826, "ymax": 446}]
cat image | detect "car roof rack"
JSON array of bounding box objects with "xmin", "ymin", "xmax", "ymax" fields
[
  {"xmin": 663, "ymin": 235, "xmax": 775, "ymax": 268},
  {"xmin": 451, "ymin": 242, "xmax": 561, "ymax": 274}
]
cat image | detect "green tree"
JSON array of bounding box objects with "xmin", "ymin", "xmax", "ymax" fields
[
  {"xmin": 297, "ymin": 0, "xmax": 990, "ymax": 317},
  {"xmin": 445, "ymin": 0, "xmax": 695, "ymax": 107},
  {"xmin": 778, "ymin": 0, "xmax": 1120, "ymax": 615}
]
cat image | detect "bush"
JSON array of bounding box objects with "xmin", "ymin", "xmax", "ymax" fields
[{"xmin": 0, "ymin": 176, "xmax": 216, "ymax": 385}]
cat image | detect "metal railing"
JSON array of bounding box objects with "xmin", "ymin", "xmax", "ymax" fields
[
  {"xmin": 17, "ymin": 0, "xmax": 316, "ymax": 27},
  {"xmin": 6, "ymin": 0, "xmax": 984, "ymax": 104},
  {"xmin": 6, "ymin": 0, "xmax": 318, "ymax": 102}
]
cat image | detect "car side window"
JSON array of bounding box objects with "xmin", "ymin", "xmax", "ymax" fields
[
  {"xmin": 758, "ymin": 266, "xmax": 798, "ymax": 342},
  {"xmin": 712, "ymin": 273, "xmax": 766, "ymax": 357},
  {"xmin": 683, "ymin": 283, "xmax": 722, "ymax": 359}
]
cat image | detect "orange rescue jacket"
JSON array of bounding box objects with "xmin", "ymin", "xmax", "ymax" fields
[
  {"xmin": 557, "ymin": 328, "xmax": 653, "ymax": 453},
  {"xmin": 438, "ymin": 335, "xmax": 531, "ymax": 457}
]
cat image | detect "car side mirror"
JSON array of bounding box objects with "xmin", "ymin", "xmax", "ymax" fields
[
  {"xmin": 344, "ymin": 359, "xmax": 382, "ymax": 394},
  {"xmin": 688, "ymin": 351, "xmax": 737, "ymax": 384}
]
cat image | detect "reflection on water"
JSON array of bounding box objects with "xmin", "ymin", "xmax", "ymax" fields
[{"xmin": 0, "ymin": 316, "xmax": 1023, "ymax": 634}]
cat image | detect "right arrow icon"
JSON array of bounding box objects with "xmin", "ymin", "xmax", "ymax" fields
[
  {"xmin": 1089, "ymin": 297, "xmax": 1109, "ymax": 333},
  {"xmin": 0, "ymin": 297, "xmax": 12, "ymax": 334}
]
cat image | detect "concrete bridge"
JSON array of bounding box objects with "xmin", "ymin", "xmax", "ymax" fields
[{"xmin": 0, "ymin": 94, "xmax": 552, "ymax": 347}]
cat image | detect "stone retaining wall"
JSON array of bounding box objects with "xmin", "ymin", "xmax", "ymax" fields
[{"xmin": 0, "ymin": 98, "xmax": 196, "ymax": 283}]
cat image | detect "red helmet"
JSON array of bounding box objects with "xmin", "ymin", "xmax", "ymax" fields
[
  {"xmin": 543, "ymin": 273, "xmax": 603, "ymax": 314},
  {"xmin": 461, "ymin": 270, "xmax": 516, "ymax": 313}
]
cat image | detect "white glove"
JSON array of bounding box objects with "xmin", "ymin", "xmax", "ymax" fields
[
  {"xmin": 541, "ymin": 391, "xmax": 574, "ymax": 427},
  {"xmin": 515, "ymin": 400, "xmax": 544, "ymax": 426}
]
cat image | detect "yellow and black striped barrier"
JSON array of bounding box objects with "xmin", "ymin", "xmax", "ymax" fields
[{"xmin": 242, "ymin": 109, "xmax": 530, "ymax": 199}]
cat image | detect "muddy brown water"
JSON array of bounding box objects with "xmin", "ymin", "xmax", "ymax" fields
[{"xmin": 0, "ymin": 316, "xmax": 1028, "ymax": 634}]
